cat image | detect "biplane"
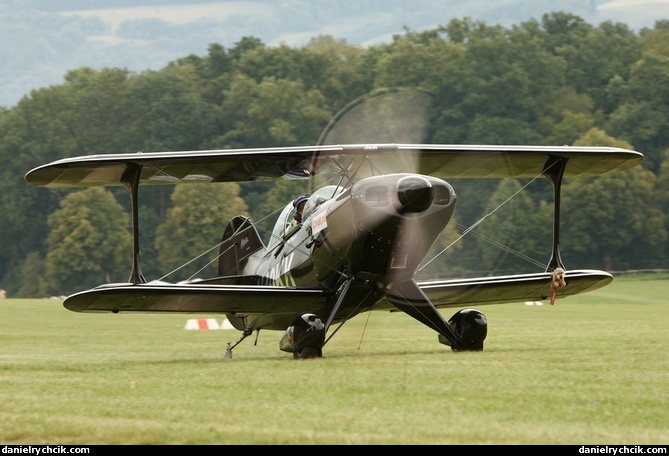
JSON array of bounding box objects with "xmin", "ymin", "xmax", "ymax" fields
[{"xmin": 25, "ymin": 143, "xmax": 643, "ymax": 358}]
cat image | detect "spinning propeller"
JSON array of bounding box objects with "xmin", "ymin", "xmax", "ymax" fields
[{"xmin": 311, "ymin": 87, "xmax": 469, "ymax": 349}]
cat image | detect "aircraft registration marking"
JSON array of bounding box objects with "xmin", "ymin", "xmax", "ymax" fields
[
  {"xmin": 268, "ymin": 251, "xmax": 296, "ymax": 286},
  {"xmin": 312, "ymin": 211, "xmax": 327, "ymax": 235}
]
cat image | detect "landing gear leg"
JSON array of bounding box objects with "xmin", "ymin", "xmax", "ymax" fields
[{"xmin": 225, "ymin": 329, "xmax": 253, "ymax": 359}]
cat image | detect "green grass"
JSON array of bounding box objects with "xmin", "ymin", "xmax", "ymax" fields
[{"xmin": 1, "ymin": 275, "xmax": 668, "ymax": 444}]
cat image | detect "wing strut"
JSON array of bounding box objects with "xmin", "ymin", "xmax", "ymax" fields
[
  {"xmin": 120, "ymin": 163, "xmax": 146, "ymax": 284},
  {"xmin": 323, "ymin": 277, "xmax": 353, "ymax": 333},
  {"xmin": 323, "ymin": 280, "xmax": 379, "ymax": 347},
  {"xmin": 388, "ymin": 279, "xmax": 461, "ymax": 349},
  {"xmin": 542, "ymin": 156, "xmax": 568, "ymax": 273}
]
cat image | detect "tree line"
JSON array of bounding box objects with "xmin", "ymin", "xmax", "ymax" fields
[{"xmin": 1, "ymin": 12, "xmax": 667, "ymax": 297}]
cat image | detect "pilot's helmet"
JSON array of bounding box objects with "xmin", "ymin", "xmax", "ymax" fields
[
  {"xmin": 293, "ymin": 193, "xmax": 310, "ymax": 209},
  {"xmin": 292, "ymin": 193, "xmax": 311, "ymax": 223}
]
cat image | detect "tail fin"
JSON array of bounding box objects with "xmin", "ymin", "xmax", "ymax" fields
[{"xmin": 218, "ymin": 216, "xmax": 265, "ymax": 276}]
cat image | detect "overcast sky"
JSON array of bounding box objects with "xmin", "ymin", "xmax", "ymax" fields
[{"xmin": 1, "ymin": 0, "xmax": 666, "ymax": 108}]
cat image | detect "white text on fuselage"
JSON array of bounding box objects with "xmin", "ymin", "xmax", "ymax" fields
[
  {"xmin": 312, "ymin": 211, "xmax": 327, "ymax": 235},
  {"xmin": 264, "ymin": 252, "xmax": 296, "ymax": 286}
]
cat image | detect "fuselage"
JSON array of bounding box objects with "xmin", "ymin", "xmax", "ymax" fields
[{"xmin": 243, "ymin": 173, "xmax": 457, "ymax": 293}]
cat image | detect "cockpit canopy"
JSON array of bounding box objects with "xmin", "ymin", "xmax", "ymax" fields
[{"xmin": 268, "ymin": 185, "xmax": 344, "ymax": 247}]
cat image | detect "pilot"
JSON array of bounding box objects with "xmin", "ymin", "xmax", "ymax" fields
[{"xmin": 292, "ymin": 193, "xmax": 310, "ymax": 225}]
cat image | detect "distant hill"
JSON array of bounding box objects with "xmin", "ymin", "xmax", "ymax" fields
[{"xmin": 1, "ymin": 0, "xmax": 667, "ymax": 109}]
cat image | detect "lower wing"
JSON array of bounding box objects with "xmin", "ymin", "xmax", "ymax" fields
[
  {"xmin": 417, "ymin": 269, "xmax": 612, "ymax": 307},
  {"xmin": 63, "ymin": 270, "xmax": 610, "ymax": 315},
  {"xmin": 63, "ymin": 282, "xmax": 326, "ymax": 315}
]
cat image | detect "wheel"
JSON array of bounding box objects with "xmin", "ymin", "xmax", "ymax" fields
[{"xmin": 295, "ymin": 346, "xmax": 321, "ymax": 359}]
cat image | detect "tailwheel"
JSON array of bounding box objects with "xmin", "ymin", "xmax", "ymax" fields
[
  {"xmin": 280, "ymin": 313, "xmax": 326, "ymax": 359},
  {"xmin": 224, "ymin": 328, "xmax": 253, "ymax": 359}
]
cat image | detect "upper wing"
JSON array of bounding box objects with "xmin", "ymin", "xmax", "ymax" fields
[
  {"xmin": 416, "ymin": 269, "xmax": 612, "ymax": 308},
  {"xmin": 406, "ymin": 144, "xmax": 643, "ymax": 178},
  {"xmin": 25, "ymin": 145, "xmax": 332, "ymax": 188},
  {"xmin": 25, "ymin": 144, "xmax": 643, "ymax": 188}
]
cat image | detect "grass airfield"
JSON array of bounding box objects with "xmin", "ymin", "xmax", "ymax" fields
[{"xmin": 1, "ymin": 275, "xmax": 667, "ymax": 444}]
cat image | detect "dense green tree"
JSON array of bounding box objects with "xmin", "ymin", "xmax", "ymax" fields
[
  {"xmin": 561, "ymin": 130, "xmax": 665, "ymax": 270},
  {"xmin": 215, "ymin": 74, "xmax": 331, "ymax": 148},
  {"xmin": 562, "ymin": 165, "xmax": 665, "ymax": 270},
  {"xmin": 607, "ymin": 52, "xmax": 669, "ymax": 173},
  {"xmin": 374, "ymin": 29, "xmax": 452, "ymax": 89},
  {"xmin": 651, "ymin": 149, "xmax": 669, "ymax": 267},
  {"xmin": 606, "ymin": 23, "xmax": 669, "ymax": 173},
  {"xmin": 2, "ymin": 14, "xmax": 669, "ymax": 290},
  {"xmin": 539, "ymin": 88, "xmax": 596, "ymax": 145},
  {"xmin": 539, "ymin": 13, "xmax": 642, "ymax": 111},
  {"xmin": 537, "ymin": 12, "xmax": 592, "ymax": 55},
  {"xmin": 119, "ymin": 66, "xmax": 220, "ymax": 152},
  {"xmin": 235, "ymin": 43, "xmax": 308, "ymax": 84},
  {"xmin": 154, "ymin": 183, "xmax": 249, "ymax": 282},
  {"xmin": 432, "ymin": 17, "xmax": 567, "ymax": 144},
  {"xmin": 169, "ymin": 43, "xmax": 236, "ymax": 105},
  {"xmin": 302, "ymin": 36, "xmax": 374, "ymax": 115},
  {"xmin": 15, "ymin": 252, "xmax": 47, "ymax": 298},
  {"xmin": 0, "ymin": 85, "xmax": 77, "ymax": 293},
  {"xmin": 640, "ymin": 20, "xmax": 669, "ymax": 55},
  {"xmin": 118, "ymin": 66, "xmax": 223, "ymax": 276},
  {"xmin": 475, "ymin": 178, "xmax": 551, "ymax": 274},
  {"xmin": 44, "ymin": 188, "xmax": 132, "ymax": 296},
  {"xmin": 58, "ymin": 67, "xmax": 132, "ymax": 155},
  {"xmin": 370, "ymin": 30, "xmax": 468, "ymax": 144},
  {"xmin": 228, "ymin": 36, "xmax": 265, "ymax": 61}
]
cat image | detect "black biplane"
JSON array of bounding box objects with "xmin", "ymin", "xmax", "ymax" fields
[{"xmin": 25, "ymin": 143, "xmax": 643, "ymax": 358}]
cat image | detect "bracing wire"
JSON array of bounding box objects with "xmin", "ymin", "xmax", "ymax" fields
[
  {"xmin": 146, "ymin": 164, "xmax": 348, "ymax": 282},
  {"xmin": 149, "ymin": 155, "xmax": 554, "ymax": 282},
  {"xmin": 418, "ymin": 172, "xmax": 548, "ymax": 273},
  {"xmin": 157, "ymin": 241, "xmax": 223, "ymax": 282}
]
